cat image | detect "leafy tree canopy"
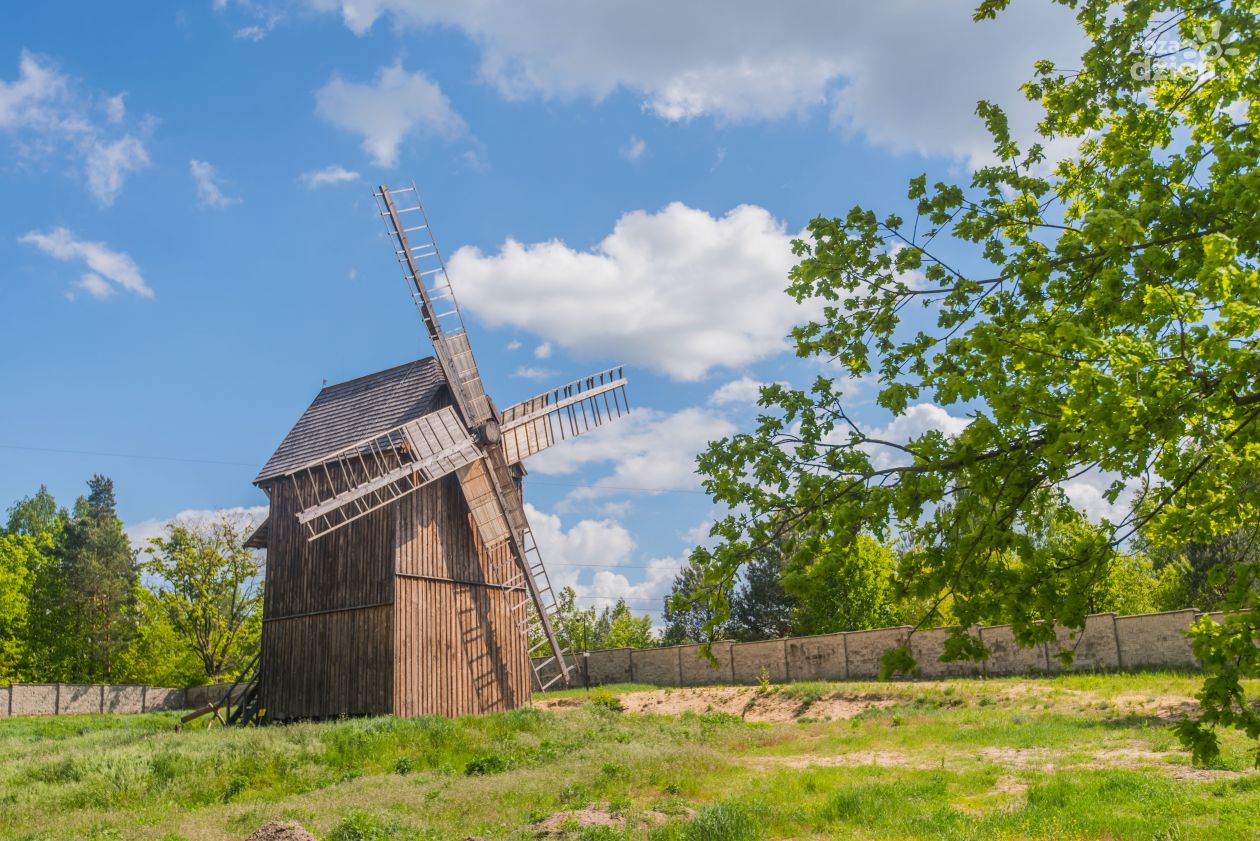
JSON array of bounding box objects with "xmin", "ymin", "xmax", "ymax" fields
[
  {"xmin": 691, "ymin": 0, "xmax": 1259, "ymax": 763},
  {"xmin": 144, "ymin": 517, "xmax": 263, "ymax": 681}
]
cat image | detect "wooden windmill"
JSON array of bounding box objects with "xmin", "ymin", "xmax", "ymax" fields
[{"xmin": 246, "ymin": 183, "xmax": 630, "ymax": 720}]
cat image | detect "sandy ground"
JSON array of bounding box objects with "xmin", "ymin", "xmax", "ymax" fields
[
  {"xmin": 536, "ymin": 686, "xmax": 896, "ymax": 722},
  {"xmin": 532, "ymin": 806, "xmax": 689, "ymax": 837}
]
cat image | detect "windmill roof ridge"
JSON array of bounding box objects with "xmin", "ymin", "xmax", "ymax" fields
[{"xmin": 254, "ymin": 356, "xmax": 448, "ymax": 484}]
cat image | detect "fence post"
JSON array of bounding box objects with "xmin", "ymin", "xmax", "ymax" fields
[{"xmin": 54, "ymin": 683, "xmax": 61, "ymax": 715}]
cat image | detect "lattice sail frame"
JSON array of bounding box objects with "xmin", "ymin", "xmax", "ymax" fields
[{"xmin": 500, "ymin": 366, "xmax": 629, "ymax": 465}]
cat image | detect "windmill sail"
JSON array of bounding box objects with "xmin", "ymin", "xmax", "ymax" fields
[
  {"xmin": 375, "ymin": 182, "xmax": 575, "ymax": 689},
  {"xmin": 286, "ymin": 406, "xmax": 482, "ymax": 540},
  {"xmin": 500, "ymin": 366, "xmax": 629, "ymax": 465}
]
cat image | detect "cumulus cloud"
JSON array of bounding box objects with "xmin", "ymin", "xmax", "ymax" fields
[
  {"xmin": 709, "ymin": 376, "xmax": 766, "ymax": 405},
  {"xmin": 303, "ymin": 0, "xmax": 1082, "ymax": 165},
  {"xmin": 512, "ymin": 365, "xmax": 556, "ymax": 380},
  {"xmin": 125, "ymin": 505, "xmax": 268, "ymax": 552},
  {"xmin": 19, "ymin": 227, "xmax": 153, "ymax": 298},
  {"xmin": 857, "ymin": 403, "xmax": 972, "ymax": 471},
  {"xmin": 527, "ymin": 406, "xmax": 735, "ymax": 501},
  {"xmin": 0, "ymin": 50, "xmax": 151, "ymax": 204},
  {"xmin": 314, "ymin": 63, "xmax": 465, "ymax": 167},
  {"xmin": 73, "ymin": 272, "xmax": 113, "ymax": 300},
  {"xmin": 450, "ymin": 202, "xmax": 814, "ymax": 381},
  {"xmin": 1062, "ymin": 471, "xmax": 1135, "ymax": 526},
  {"xmin": 533, "ymin": 341, "xmax": 552, "ymax": 360},
  {"xmin": 620, "ymin": 135, "xmax": 646, "ymax": 161},
  {"xmin": 86, "ymin": 136, "xmax": 149, "ymax": 205},
  {"xmin": 298, "ymin": 164, "xmax": 360, "ymax": 188},
  {"xmin": 190, "ymin": 159, "xmax": 242, "ymax": 208},
  {"xmin": 525, "ymin": 502, "xmax": 678, "ymax": 618}
]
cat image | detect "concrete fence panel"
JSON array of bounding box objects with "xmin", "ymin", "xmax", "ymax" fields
[
  {"xmin": 1115, "ymin": 609, "xmax": 1198, "ymax": 670},
  {"xmin": 530, "ymin": 655, "xmax": 569, "ymax": 690},
  {"xmin": 844, "ymin": 627, "xmax": 911, "ymax": 679},
  {"xmin": 731, "ymin": 639, "xmax": 788, "ymax": 684},
  {"xmin": 1051, "ymin": 613, "xmax": 1120, "ymax": 672},
  {"xmin": 586, "ymin": 648, "xmax": 634, "ymax": 686},
  {"xmin": 631, "ymin": 646, "xmax": 682, "ymax": 686},
  {"xmin": 785, "ymin": 634, "xmax": 846, "ymax": 681},
  {"xmin": 980, "ymin": 625, "xmax": 1049, "ymax": 676},
  {"xmin": 1, "ymin": 685, "xmax": 9, "ymax": 717},
  {"xmin": 909, "ymin": 627, "xmax": 983, "ymax": 678},
  {"xmin": 104, "ymin": 685, "xmax": 145, "ymax": 714},
  {"xmin": 144, "ymin": 687, "xmax": 186, "ymax": 711},
  {"xmin": 11, "ymin": 684, "xmax": 58, "ymax": 716},
  {"xmin": 679, "ymin": 642, "xmax": 732, "ymax": 686},
  {"xmin": 58, "ymin": 684, "xmax": 102, "ymax": 715}
]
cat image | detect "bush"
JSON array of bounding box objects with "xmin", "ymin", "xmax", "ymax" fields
[{"xmin": 327, "ymin": 810, "xmax": 396, "ymax": 841}]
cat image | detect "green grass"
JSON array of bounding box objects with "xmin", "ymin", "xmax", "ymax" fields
[{"xmin": 0, "ymin": 673, "xmax": 1256, "ymax": 840}]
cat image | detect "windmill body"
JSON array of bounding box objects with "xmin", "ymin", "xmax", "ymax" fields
[{"xmin": 247, "ymin": 184, "xmax": 629, "ymax": 720}]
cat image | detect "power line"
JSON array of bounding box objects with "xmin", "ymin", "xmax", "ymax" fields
[
  {"xmin": 0, "ymin": 444, "xmax": 255, "ymax": 468},
  {"xmin": 0, "ymin": 444, "xmax": 709, "ymax": 495}
]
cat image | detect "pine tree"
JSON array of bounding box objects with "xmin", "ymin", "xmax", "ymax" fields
[{"xmin": 57, "ymin": 476, "xmax": 139, "ymax": 681}]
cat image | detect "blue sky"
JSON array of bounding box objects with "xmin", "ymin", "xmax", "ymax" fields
[{"xmin": 1, "ymin": 1, "xmax": 1099, "ymax": 621}]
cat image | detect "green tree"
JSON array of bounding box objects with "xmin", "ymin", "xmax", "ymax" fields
[
  {"xmin": 112, "ymin": 585, "xmax": 207, "ymax": 687},
  {"xmin": 57, "ymin": 476, "xmax": 139, "ymax": 681},
  {"xmin": 144, "ymin": 517, "xmax": 262, "ymax": 681},
  {"xmin": 783, "ymin": 533, "xmax": 902, "ymax": 636},
  {"xmin": 729, "ymin": 546, "xmax": 796, "ymax": 641},
  {"xmin": 0, "ymin": 534, "xmax": 37, "ymax": 682},
  {"xmin": 662, "ymin": 558, "xmax": 728, "ymax": 645},
  {"xmin": 600, "ymin": 599, "xmax": 656, "ymax": 650},
  {"xmin": 5, "ymin": 486, "xmax": 70, "ymax": 679},
  {"xmin": 690, "ymin": 1, "xmax": 1260, "ymax": 762}
]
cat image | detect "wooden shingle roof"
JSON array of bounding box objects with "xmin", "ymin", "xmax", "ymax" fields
[{"xmin": 254, "ymin": 357, "xmax": 447, "ymax": 484}]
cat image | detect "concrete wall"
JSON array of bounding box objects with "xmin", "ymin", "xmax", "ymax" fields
[
  {"xmin": 732, "ymin": 639, "xmax": 788, "ymax": 684},
  {"xmin": 1115, "ymin": 609, "xmax": 1199, "ymax": 670},
  {"xmin": 679, "ymin": 642, "xmax": 732, "ymax": 686},
  {"xmin": 1050, "ymin": 613, "xmax": 1121, "ymax": 671},
  {"xmin": 631, "ymin": 646, "xmax": 682, "ymax": 685},
  {"xmin": 845, "ymin": 627, "xmax": 912, "ymax": 679},
  {"xmin": 908, "ymin": 627, "xmax": 982, "ymax": 678},
  {"xmin": 144, "ymin": 687, "xmax": 186, "ymax": 712},
  {"xmin": 1, "ymin": 684, "xmax": 188, "ymax": 716},
  {"xmin": 980, "ymin": 625, "xmax": 1048, "ymax": 675},
  {"xmin": 785, "ymin": 633, "xmax": 846, "ymax": 681},
  {"xmin": 586, "ymin": 648, "xmax": 634, "ymax": 686}
]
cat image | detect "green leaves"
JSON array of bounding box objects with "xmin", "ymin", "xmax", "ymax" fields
[{"xmin": 687, "ymin": 0, "xmax": 1260, "ymax": 763}]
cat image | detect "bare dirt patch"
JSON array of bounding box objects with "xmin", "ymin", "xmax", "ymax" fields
[
  {"xmin": 745, "ymin": 751, "xmax": 917, "ymax": 770},
  {"xmin": 532, "ymin": 806, "xmax": 688, "ymax": 837},
  {"xmin": 540, "ymin": 686, "xmax": 895, "ymax": 722},
  {"xmin": 243, "ymin": 822, "xmax": 318, "ymax": 841}
]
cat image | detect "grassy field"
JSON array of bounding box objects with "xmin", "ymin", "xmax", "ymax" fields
[{"xmin": 1, "ymin": 673, "xmax": 1258, "ymax": 841}]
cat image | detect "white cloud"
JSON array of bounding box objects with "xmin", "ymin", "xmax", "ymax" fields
[
  {"xmin": 0, "ymin": 51, "xmax": 150, "ymax": 204},
  {"xmin": 709, "ymin": 376, "xmax": 765, "ymax": 405},
  {"xmin": 528, "ymin": 406, "xmax": 735, "ymax": 501},
  {"xmin": 19, "ymin": 227, "xmax": 154, "ymax": 298},
  {"xmin": 126, "ymin": 505, "xmax": 268, "ymax": 552},
  {"xmin": 620, "ymin": 135, "xmax": 646, "ymax": 161},
  {"xmin": 859, "ymin": 402, "xmax": 971, "ymax": 471},
  {"xmin": 104, "ymin": 93, "xmax": 125, "ymax": 123},
  {"xmin": 314, "ymin": 63, "xmax": 465, "ymax": 167},
  {"xmin": 73, "ymin": 272, "xmax": 114, "ymax": 300},
  {"xmin": 533, "ymin": 341, "xmax": 552, "ymax": 359},
  {"xmin": 304, "ymin": 0, "xmax": 1082, "ymax": 165},
  {"xmin": 299, "ymin": 164, "xmax": 360, "ymax": 188},
  {"xmin": 513, "ymin": 365, "xmax": 557, "ymax": 380},
  {"xmin": 1062, "ymin": 471, "xmax": 1134, "ymax": 526},
  {"xmin": 505, "ymin": 339, "xmax": 522, "ymax": 351},
  {"xmin": 525, "ymin": 502, "xmax": 677, "ymax": 617},
  {"xmin": 86, "ymin": 136, "xmax": 149, "ymax": 205},
  {"xmin": 190, "ymin": 159, "xmax": 242, "ymax": 208},
  {"xmin": 450, "ymin": 202, "xmax": 814, "ymax": 381}
]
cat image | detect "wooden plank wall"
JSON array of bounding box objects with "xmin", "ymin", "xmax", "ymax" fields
[
  {"xmin": 261, "ymin": 477, "xmax": 395, "ymax": 719},
  {"xmin": 393, "ymin": 474, "xmax": 531, "ymax": 716}
]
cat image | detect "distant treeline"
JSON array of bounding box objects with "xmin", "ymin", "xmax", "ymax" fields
[{"xmin": 0, "ymin": 477, "xmax": 261, "ymax": 687}]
